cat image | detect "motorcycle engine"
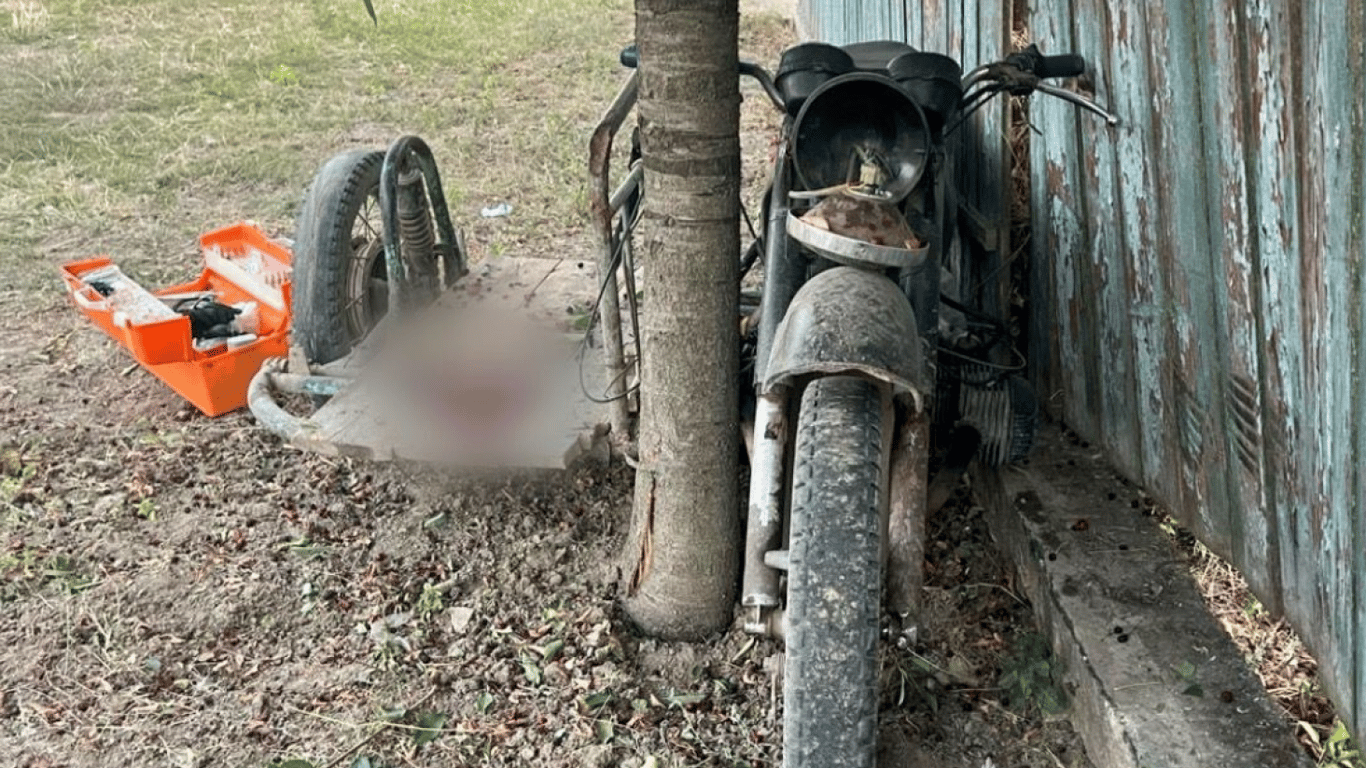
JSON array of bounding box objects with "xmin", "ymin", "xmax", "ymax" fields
[{"xmin": 938, "ymin": 358, "xmax": 1038, "ymax": 466}]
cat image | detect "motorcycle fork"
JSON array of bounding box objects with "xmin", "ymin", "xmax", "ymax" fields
[
  {"xmin": 741, "ymin": 133, "xmax": 939, "ymax": 639},
  {"xmin": 742, "ymin": 134, "xmax": 800, "ymax": 635}
]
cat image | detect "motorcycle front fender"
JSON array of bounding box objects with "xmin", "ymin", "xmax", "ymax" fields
[{"xmin": 762, "ymin": 265, "xmax": 928, "ymax": 410}]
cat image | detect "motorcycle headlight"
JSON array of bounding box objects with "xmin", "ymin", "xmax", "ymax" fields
[{"xmin": 791, "ymin": 73, "xmax": 931, "ymax": 204}]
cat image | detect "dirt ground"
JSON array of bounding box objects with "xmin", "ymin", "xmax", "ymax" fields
[
  {"xmin": 0, "ymin": 2, "xmax": 1107, "ymax": 767},
  {"xmin": 0, "ymin": 371, "xmax": 1094, "ymax": 768},
  {"xmin": 3, "ymin": 0, "xmax": 1349, "ymax": 765},
  {"xmin": 4, "ymin": 237, "xmax": 1098, "ymax": 768}
]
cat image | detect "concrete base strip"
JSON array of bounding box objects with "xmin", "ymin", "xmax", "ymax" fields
[{"xmin": 978, "ymin": 424, "xmax": 1313, "ymax": 768}]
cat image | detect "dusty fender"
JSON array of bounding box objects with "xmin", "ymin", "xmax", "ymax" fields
[{"xmin": 762, "ymin": 266, "xmax": 928, "ymax": 408}]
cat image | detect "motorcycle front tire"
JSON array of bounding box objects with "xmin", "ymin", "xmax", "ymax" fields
[
  {"xmin": 292, "ymin": 149, "xmax": 387, "ymax": 366},
  {"xmin": 784, "ymin": 375, "xmax": 889, "ymax": 768}
]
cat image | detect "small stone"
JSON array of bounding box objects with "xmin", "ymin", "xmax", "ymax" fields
[{"xmin": 449, "ymin": 606, "xmax": 475, "ymax": 634}]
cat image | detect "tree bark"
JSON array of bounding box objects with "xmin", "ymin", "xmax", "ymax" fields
[{"xmin": 620, "ymin": 0, "xmax": 741, "ymax": 640}]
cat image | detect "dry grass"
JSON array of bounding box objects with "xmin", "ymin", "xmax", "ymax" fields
[
  {"xmin": 0, "ymin": 0, "xmax": 636, "ymax": 296},
  {"xmin": 1157, "ymin": 514, "xmax": 1361, "ymax": 766}
]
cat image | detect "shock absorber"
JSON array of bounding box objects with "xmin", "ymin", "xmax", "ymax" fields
[
  {"xmin": 396, "ymin": 167, "xmax": 439, "ymax": 305},
  {"xmin": 381, "ymin": 136, "xmax": 463, "ymax": 314}
]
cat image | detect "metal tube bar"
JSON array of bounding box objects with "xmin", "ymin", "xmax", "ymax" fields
[
  {"xmin": 588, "ymin": 72, "xmax": 639, "ymax": 439},
  {"xmin": 247, "ymin": 359, "xmax": 317, "ymax": 444},
  {"xmin": 267, "ymin": 372, "xmax": 349, "ymax": 398},
  {"xmin": 1035, "ymin": 83, "xmax": 1121, "ymax": 125},
  {"xmin": 608, "ymin": 162, "xmax": 644, "ymax": 213},
  {"xmin": 753, "ymin": 135, "xmax": 800, "ymax": 386},
  {"xmin": 743, "ymin": 604, "xmax": 787, "ymax": 640},
  {"xmin": 741, "ymin": 391, "xmax": 788, "ymax": 613},
  {"xmin": 738, "ymin": 60, "xmax": 785, "ymax": 112}
]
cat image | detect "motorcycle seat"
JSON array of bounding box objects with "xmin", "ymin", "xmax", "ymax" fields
[
  {"xmin": 839, "ymin": 40, "xmax": 918, "ymax": 74},
  {"xmin": 776, "ymin": 40, "xmax": 964, "ymax": 125}
]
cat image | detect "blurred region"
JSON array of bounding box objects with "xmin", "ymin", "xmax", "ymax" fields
[{"xmin": 345, "ymin": 256, "xmax": 610, "ymax": 468}]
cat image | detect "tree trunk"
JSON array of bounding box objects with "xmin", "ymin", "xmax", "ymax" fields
[{"xmin": 620, "ymin": 0, "xmax": 742, "ymax": 640}]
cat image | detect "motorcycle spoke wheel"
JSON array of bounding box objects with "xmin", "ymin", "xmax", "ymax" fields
[{"xmin": 292, "ymin": 149, "xmax": 388, "ymax": 365}]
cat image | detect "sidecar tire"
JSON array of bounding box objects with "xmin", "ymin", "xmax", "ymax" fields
[
  {"xmin": 292, "ymin": 149, "xmax": 387, "ymax": 365},
  {"xmin": 784, "ymin": 375, "xmax": 888, "ymax": 768}
]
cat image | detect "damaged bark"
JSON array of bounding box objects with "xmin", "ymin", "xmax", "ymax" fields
[{"xmin": 618, "ymin": 0, "xmax": 741, "ymax": 640}]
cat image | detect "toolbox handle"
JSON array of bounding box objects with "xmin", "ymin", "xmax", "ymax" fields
[{"xmin": 68, "ymin": 285, "xmax": 109, "ymax": 312}]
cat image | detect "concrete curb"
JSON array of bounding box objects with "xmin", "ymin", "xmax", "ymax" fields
[{"xmin": 978, "ymin": 424, "xmax": 1313, "ymax": 768}]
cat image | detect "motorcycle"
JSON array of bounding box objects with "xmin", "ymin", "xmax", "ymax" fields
[
  {"xmin": 252, "ymin": 32, "xmax": 1116, "ymax": 768},
  {"xmin": 606, "ymin": 39, "xmax": 1119, "ymax": 768}
]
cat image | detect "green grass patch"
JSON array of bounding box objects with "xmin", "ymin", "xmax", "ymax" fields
[{"xmin": 0, "ymin": 0, "xmax": 633, "ymax": 293}]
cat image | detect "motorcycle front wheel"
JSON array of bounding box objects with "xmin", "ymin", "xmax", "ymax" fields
[
  {"xmin": 784, "ymin": 375, "xmax": 890, "ymax": 768},
  {"xmin": 291, "ymin": 149, "xmax": 388, "ymax": 366}
]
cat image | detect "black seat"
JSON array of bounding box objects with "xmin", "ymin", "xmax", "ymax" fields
[
  {"xmin": 775, "ymin": 40, "xmax": 963, "ymax": 121},
  {"xmin": 840, "ymin": 40, "xmax": 918, "ymax": 73}
]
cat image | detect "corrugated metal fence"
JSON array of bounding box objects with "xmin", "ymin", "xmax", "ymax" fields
[{"xmin": 798, "ymin": 0, "xmax": 1366, "ymax": 743}]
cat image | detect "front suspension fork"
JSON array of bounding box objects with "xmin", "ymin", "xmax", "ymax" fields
[
  {"xmin": 742, "ymin": 390, "xmax": 789, "ymax": 636},
  {"xmin": 742, "ymin": 137, "xmax": 799, "ymax": 637}
]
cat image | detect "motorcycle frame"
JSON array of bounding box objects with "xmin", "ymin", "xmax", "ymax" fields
[
  {"xmin": 740, "ymin": 107, "xmax": 951, "ymax": 639},
  {"xmin": 588, "ymin": 44, "xmax": 1119, "ymax": 640}
]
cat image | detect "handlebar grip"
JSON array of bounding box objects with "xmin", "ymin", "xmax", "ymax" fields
[
  {"xmin": 1036, "ymin": 53, "xmax": 1086, "ymax": 79},
  {"xmin": 620, "ymin": 44, "xmax": 639, "ymax": 69}
]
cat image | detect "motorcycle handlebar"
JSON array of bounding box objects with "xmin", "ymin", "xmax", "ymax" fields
[
  {"xmin": 618, "ymin": 44, "xmax": 785, "ymax": 110},
  {"xmin": 1036, "ymin": 53, "xmax": 1086, "ymax": 79},
  {"xmin": 1005, "ymin": 43, "xmax": 1086, "ymax": 79}
]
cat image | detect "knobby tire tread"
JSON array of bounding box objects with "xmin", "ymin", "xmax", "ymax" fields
[
  {"xmin": 292, "ymin": 149, "xmax": 384, "ymax": 365},
  {"xmin": 784, "ymin": 375, "xmax": 886, "ymax": 768}
]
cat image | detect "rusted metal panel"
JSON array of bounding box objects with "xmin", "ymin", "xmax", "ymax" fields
[
  {"xmin": 1240, "ymin": 0, "xmax": 1322, "ymax": 704},
  {"xmin": 1331, "ymin": 0, "xmax": 1366, "ymax": 729},
  {"xmin": 1301, "ymin": 0, "xmax": 1366, "ymax": 725},
  {"xmin": 1030, "ymin": 0, "xmax": 1366, "ymax": 743},
  {"xmin": 902, "ymin": 0, "xmax": 922, "ymax": 48},
  {"xmin": 1162, "ymin": 0, "xmax": 1234, "ymax": 553},
  {"xmin": 1071, "ymin": 0, "xmax": 1142, "ymax": 479},
  {"xmin": 1198, "ymin": 0, "xmax": 1281, "ymax": 615},
  {"xmin": 801, "ymin": 0, "xmax": 1366, "ymax": 741},
  {"xmin": 1105, "ymin": 2, "xmax": 1171, "ymax": 491},
  {"xmin": 1029, "ymin": 4, "xmax": 1095, "ymax": 441},
  {"xmin": 974, "ymin": 0, "xmax": 1009, "ymax": 226}
]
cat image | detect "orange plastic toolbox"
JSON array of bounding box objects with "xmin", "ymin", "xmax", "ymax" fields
[{"xmin": 61, "ymin": 223, "xmax": 293, "ymax": 417}]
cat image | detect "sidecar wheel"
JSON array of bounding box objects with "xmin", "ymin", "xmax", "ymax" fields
[
  {"xmin": 784, "ymin": 375, "xmax": 889, "ymax": 768},
  {"xmin": 292, "ymin": 149, "xmax": 388, "ymax": 365}
]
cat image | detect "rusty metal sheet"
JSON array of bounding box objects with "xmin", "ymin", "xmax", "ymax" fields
[
  {"xmin": 1097, "ymin": 2, "xmax": 1171, "ymax": 492},
  {"xmin": 920, "ymin": 0, "xmax": 946, "ymax": 55},
  {"xmin": 1071, "ymin": 0, "xmax": 1141, "ymax": 478},
  {"xmin": 902, "ymin": 0, "xmax": 922, "ymax": 49},
  {"xmin": 1240, "ymin": 0, "xmax": 1319, "ymax": 700},
  {"xmin": 1322, "ymin": 0, "xmax": 1366, "ymax": 728},
  {"xmin": 1029, "ymin": 4, "xmax": 1095, "ymax": 440},
  {"xmin": 1032, "ymin": 0, "xmax": 1365, "ymax": 742},
  {"xmin": 1197, "ymin": 0, "xmax": 1281, "ymax": 614},
  {"xmin": 1164, "ymin": 0, "xmax": 1235, "ymax": 553},
  {"xmin": 801, "ymin": 0, "xmax": 1366, "ymax": 742},
  {"xmin": 974, "ymin": 0, "xmax": 1008, "ymax": 225},
  {"xmin": 1300, "ymin": 0, "xmax": 1364, "ymax": 725}
]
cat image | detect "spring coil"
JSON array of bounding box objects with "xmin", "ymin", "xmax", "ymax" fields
[{"xmin": 396, "ymin": 170, "xmax": 435, "ymax": 267}]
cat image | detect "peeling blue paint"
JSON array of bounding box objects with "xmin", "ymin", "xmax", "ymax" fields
[{"xmin": 798, "ymin": 0, "xmax": 1366, "ymax": 744}]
